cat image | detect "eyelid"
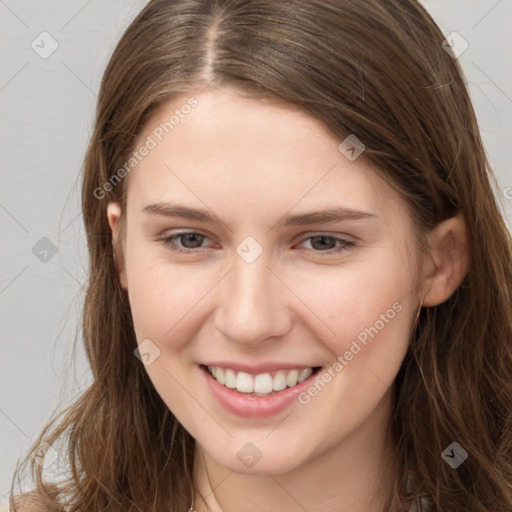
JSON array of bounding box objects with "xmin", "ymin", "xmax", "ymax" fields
[
  {"xmin": 159, "ymin": 228, "xmax": 354, "ymax": 240},
  {"xmin": 160, "ymin": 229, "xmax": 217, "ymax": 251},
  {"xmin": 295, "ymin": 233, "xmax": 355, "ymax": 254},
  {"xmin": 159, "ymin": 229, "xmax": 355, "ymax": 255}
]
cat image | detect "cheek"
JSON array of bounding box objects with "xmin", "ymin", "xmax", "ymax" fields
[
  {"xmin": 302, "ymin": 252, "xmax": 416, "ymax": 368},
  {"xmin": 126, "ymin": 235, "xmax": 416, "ymax": 365},
  {"xmin": 124, "ymin": 245, "xmax": 216, "ymax": 346}
]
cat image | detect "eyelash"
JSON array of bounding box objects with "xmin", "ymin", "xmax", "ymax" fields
[{"xmin": 159, "ymin": 231, "xmax": 355, "ymax": 255}]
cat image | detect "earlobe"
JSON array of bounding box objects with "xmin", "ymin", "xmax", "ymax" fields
[
  {"xmin": 106, "ymin": 202, "xmax": 128, "ymax": 290},
  {"xmin": 421, "ymin": 213, "xmax": 471, "ymax": 307}
]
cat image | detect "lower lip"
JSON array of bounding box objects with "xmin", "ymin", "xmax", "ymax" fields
[{"xmin": 199, "ymin": 365, "xmax": 320, "ymax": 418}]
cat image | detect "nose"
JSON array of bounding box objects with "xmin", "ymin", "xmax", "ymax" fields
[{"xmin": 214, "ymin": 252, "xmax": 293, "ymax": 346}]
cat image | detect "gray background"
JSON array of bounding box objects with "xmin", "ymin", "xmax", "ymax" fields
[{"xmin": 1, "ymin": 0, "xmax": 511, "ymax": 503}]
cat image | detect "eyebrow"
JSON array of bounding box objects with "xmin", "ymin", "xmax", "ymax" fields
[{"xmin": 142, "ymin": 202, "xmax": 377, "ymax": 227}]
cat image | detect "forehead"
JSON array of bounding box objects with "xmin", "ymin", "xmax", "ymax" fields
[{"xmin": 125, "ymin": 87, "xmax": 410, "ymax": 227}]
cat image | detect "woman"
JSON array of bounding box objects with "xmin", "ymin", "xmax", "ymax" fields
[{"xmin": 9, "ymin": 0, "xmax": 512, "ymax": 511}]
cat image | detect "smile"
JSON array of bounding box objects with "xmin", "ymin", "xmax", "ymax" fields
[{"xmin": 205, "ymin": 365, "xmax": 322, "ymax": 396}]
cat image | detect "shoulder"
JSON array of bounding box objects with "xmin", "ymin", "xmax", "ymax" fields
[
  {"xmin": 8, "ymin": 485, "xmax": 63, "ymax": 512},
  {"xmin": 11, "ymin": 492, "xmax": 50, "ymax": 511}
]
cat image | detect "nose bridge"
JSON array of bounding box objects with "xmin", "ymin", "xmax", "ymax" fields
[{"xmin": 214, "ymin": 248, "xmax": 291, "ymax": 345}]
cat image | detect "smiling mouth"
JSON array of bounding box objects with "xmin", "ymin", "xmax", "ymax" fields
[{"xmin": 201, "ymin": 364, "xmax": 322, "ymax": 397}]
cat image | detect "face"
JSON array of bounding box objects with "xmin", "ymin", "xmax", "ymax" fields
[{"xmin": 108, "ymin": 86, "xmax": 425, "ymax": 475}]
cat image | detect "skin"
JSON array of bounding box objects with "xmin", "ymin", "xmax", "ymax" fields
[{"xmin": 107, "ymin": 86, "xmax": 469, "ymax": 512}]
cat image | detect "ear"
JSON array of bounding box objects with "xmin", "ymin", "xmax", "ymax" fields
[
  {"xmin": 107, "ymin": 202, "xmax": 128, "ymax": 290},
  {"xmin": 420, "ymin": 213, "xmax": 470, "ymax": 307}
]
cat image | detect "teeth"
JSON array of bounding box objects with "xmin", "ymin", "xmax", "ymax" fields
[
  {"xmin": 286, "ymin": 369, "xmax": 299, "ymax": 387},
  {"xmin": 206, "ymin": 365, "xmax": 317, "ymax": 395},
  {"xmin": 215, "ymin": 367, "xmax": 224, "ymax": 385},
  {"xmin": 273, "ymin": 370, "xmax": 287, "ymax": 391},
  {"xmin": 224, "ymin": 368, "xmax": 236, "ymax": 389},
  {"xmin": 298, "ymin": 368, "xmax": 313, "ymax": 383},
  {"xmin": 236, "ymin": 372, "xmax": 254, "ymax": 393},
  {"xmin": 254, "ymin": 373, "xmax": 274, "ymax": 393}
]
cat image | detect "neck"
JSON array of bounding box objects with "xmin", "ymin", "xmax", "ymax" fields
[{"xmin": 191, "ymin": 390, "xmax": 396, "ymax": 512}]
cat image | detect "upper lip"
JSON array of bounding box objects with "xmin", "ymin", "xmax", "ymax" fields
[{"xmin": 201, "ymin": 361, "xmax": 321, "ymax": 375}]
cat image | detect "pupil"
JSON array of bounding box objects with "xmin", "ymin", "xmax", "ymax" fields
[
  {"xmin": 312, "ymin": 236, "xmax": 333, "ymax": 250},
  {"xmin": 183, "ymin": 233, "xmax": 203, "ymax": 248}
]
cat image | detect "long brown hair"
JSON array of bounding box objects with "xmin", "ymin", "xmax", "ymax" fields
[{"xmin": 10, "ymin": 1, "xmax": 512, "ymax": 510}]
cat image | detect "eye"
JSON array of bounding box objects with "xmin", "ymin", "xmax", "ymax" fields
[
  {"xmin": 159, "ymin": 231, "xmax": 355, "ymax": 255},
  {"xmin": 160, "ymin": 231, "xmax": 213, "ymax": 253},
  {"xmin": 297, "ymin": 234, "xmax": 354, "ymax": 254}
]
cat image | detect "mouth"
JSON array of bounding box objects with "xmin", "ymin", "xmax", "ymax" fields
[{"xmin": 200, "ymin": 364, "xmax": 322, "ymax": 397}]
